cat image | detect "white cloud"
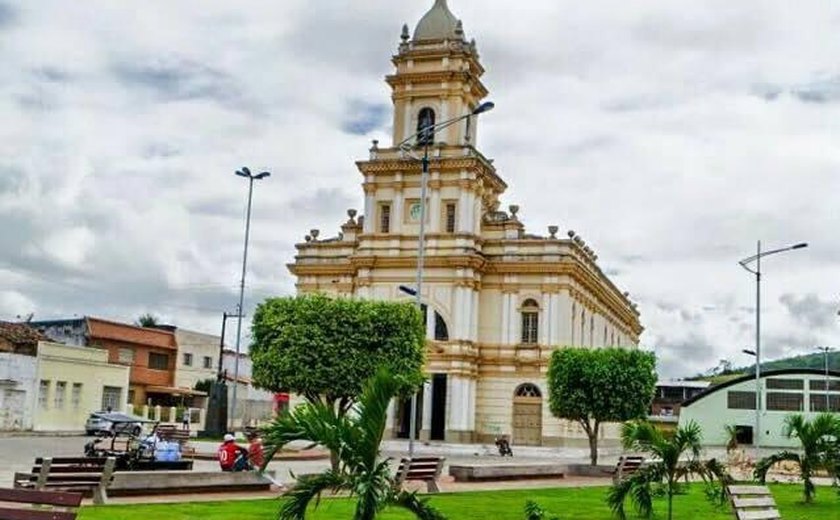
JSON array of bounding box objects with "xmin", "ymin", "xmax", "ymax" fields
[{"xmin": 1, "ymin": 1, "xmax": 838, "ymax": 375}]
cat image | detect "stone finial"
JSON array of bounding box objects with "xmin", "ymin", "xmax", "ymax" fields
[
  {"xmin": 508, "ymin": 204, "xmax": 520, "ymax": 219},
  {"xmin": 310, "ymin": 229, "xmax": 320, "ymax": 240},
  {"xmin": 357, "ymin": 216, "xmax": 365, "ymax": 228},
  {"xmin": 573, "ymin": 236, "xmax": 583, "ymax": 245},
  {"xmin": 455, "ymin": 20, "xmax": 464, "ymax": 38},
  {"xmin": 583, "ymin": 246, "xmax": 591, "ymax": 255},
  {"xmin": 623, "ymin": 291, "xmax": 630, "ymax": 297},
  {"xmin": 592, "ymin": 254, "xmax": 598, "ymax": 261},
  {"xmin": 548, "ymin": 225, "xmax": 559, "ymax": 238},
  {"xmin": 347, "ymin": 208, "xmax": 358, "ymax": 223},
  {"xmin": 338, "ymin": 232, "xmax": 344, "ymax": 241},
  {"xmin": 567, "ymin": 230, "xmax": 576, "ymax": 239},
  {"xmin": 304, "ymin": 235, "xmax": 312, "ymax": 242},
  {"xmin": 401, "ymin": 24, "xmax": 410, "ymax": 42},
  {"xmin": 371, "ymin": 139, "xmax": 379, "ymax": 150}
]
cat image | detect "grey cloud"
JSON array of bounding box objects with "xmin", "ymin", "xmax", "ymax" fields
[
  {"xmin": 653, "ymin": 333, "xmax": 720, "ymax": 378},
  {"xmin": 754, "ymin": 76, "xmax": 840, "ymax": 104},
  {"xmin": 0, "ymin": 2, "xmax": 14, "ymax": 29},
  {"xmin": 779, "ymin": 293, "xmax": 838, "ymax": 330},
  {"xmin": 112, "ymin": 58, "xmax": 246, "ymax": 107},
  {"xmin": 341, "ymin": 100, "xmax": 388, "ymax": 136}
]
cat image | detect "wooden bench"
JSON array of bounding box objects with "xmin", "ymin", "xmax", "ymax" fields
[
  {"xmin": 0, "ymin": 487, "xmax": 83, "ymax": 520},
  {"xmin": 394, "ymin": 457, "xmax": 445, "ymax": 493},
  {"xmin": 608, "ymin": 455, "xmax": 645, "ymax": 484},
  {"xmin": 13, "ymin": 457, "xmax": 116, "ymax": 505},
  {"xmin": 727, "ymin": 485, "xmax": 781, "ymax": 520},
  {"xmin": 156, "ymin": 425, "xmax": 196, "ymax": 457}
]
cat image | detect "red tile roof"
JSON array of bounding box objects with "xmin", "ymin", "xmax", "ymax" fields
[
  {"xmin": 0, "ymin": 321, "xmax": 49, "ymax": 353},
  {"xmin": 86, "ymin": 317, "xmax": 177, "ymax": 350}
]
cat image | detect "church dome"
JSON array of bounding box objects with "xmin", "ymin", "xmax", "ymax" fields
[{"xmin": 413, "ymin": 0, "xmax": 462, "ymax": 41}]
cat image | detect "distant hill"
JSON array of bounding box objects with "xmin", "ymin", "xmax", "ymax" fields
[{"xmin": 688, "ymin": 350, "xmax": 839, "ymax": 383}]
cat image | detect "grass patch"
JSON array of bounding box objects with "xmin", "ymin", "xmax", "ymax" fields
[{"xmin": 78, "ymin": 484, "xmax": 840, "ymax": 520}]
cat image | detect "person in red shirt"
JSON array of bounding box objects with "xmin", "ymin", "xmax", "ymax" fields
[
  {"xmin": 217, "ymin": 434, "xmax": 248, "ymax": 472},
  {"xmin": 246, "ymin": 431, "xmax": 265, "ymax": 470}
]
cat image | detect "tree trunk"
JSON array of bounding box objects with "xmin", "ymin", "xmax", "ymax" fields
[{"xmin": 587, "ymin": 429, "xmax": 599, "ymax": 466}]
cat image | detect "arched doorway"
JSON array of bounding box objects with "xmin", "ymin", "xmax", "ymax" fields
[{"xmin": 512, "ymin": 383, "xmax": 543, "ymax": 446}]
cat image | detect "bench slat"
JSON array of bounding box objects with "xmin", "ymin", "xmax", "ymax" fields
[
  {"xmin": 34, "ymin": 458, "xmax": 106, "ymax": 465},
  {"xmin": 0, "ymin": 489, "xmax": 82, "ymax": 507},
  {"xmin": 31, "ymin": 467, "xmax": 106, "ymax": 474},
  {"xmin": 732, "ymin": 497, "xmax": 777, "ymax": 508},
  {"xmin": 737, "ymin": 510, "xmax": 781, "ymax": 520},
  {"xmin": 0, "ymin": 507, "xmax": 77, "ymax": 520},
  {"xmin": 729, "ymin": 486, "xmax": 772, "ymax": 496}
]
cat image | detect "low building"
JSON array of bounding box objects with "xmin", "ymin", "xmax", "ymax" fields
[
  {"xmin": 651, "ymin": 380, "xmax": 710, "ymax": 418},
  {"xmin": 0, "ymin": 322, "xmax": 44, "ymax": 430},
  {"xmin": 678, "ymin": 368, "xmax": 840, "ymax": 448},
  {"xmin": 222, "ymin": 350, "xmax": 277, "ymax": 427},
  {"xmin": 32, "ymin": 341, "xmax": 130, "ymax": 432},
  {"xmin": 173, "ymin": 328, "xmax": 219, "ymax": 392},
  {"xmin": 31, "ymin": 317, "xmax": 203, "ymax": 407}
]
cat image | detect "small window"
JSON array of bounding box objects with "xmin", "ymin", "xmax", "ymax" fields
[
  {"xmin": 38, "ymin": 380, "xmax": 50, "ymax": 410},
  {"xmin": 379, "ymin": 204, "xmax": 391, "ymax": 233},
  {"xmin": 183, "ymin": 353, "xmax": 193, "ymax": 366},
  {"xmin": 810, "ymin": 394, "xmax": 840, "ymax": 412},
  {"xmin": 727, "ymin": 391, "xmax": 756, "ymax": 410},
  {"xmin": 521, "ymin": 299, "xmax": 539, "ymax": 345},
  {"xmin": 118, "ymin": 347, "xmax": 134, "ymax": 365},
  {"xmin": 515, "ymin": 383, "xmax": 542, "ymax": 398},
  {"xmin": 203, "ymin": 356, "xmax": 213, "ymax": 369},
  {"xmin": 445, "ymin": 203, "xmax": 457, "ymax": 233},
  {"xmin": 102, "ymin": 386, "xmax": 122, "ymax": 411},
  {"xmin": 809, "ymin": 379, "xmax": 840, "ymax": 392},
  {"xmin": 54, "ymin": 381, "xmax": 66, "ymax": 410},
  {"xmin": 417, "ymin": 108, "xmax": 436, "ymax": 146},
  {"xmin": 71, "ymin": 383, "xmax": 83, "ymax": 411},
  {"xmin": 766, "ymin": 378, "xmax": 803, "ymax": 390},
  {"xmin": 767, "ymin": 392, "xmax": 803, "ymax": 412},
  {"xmin": 149, "ymin": 352, "xmax": 169, "ymax": 370}
]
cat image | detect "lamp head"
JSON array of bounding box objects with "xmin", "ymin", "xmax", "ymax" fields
[
  {"xmin": 472, "ymin": 101, "xmax": 495, "ymax": 115},
  {"xmin": 254, "ymin": 171, "xmax": 271, "ymax": 180},
  {"xmin": 791, "ymin": 242, "xmax": 808, "ymax": 250},
  {"xmin": 398, "ymin": 285, "xmax": 417, "ymax": 296},
  {"xmin": 742, "ymin": 349, "xmax": 757, "ymax": 356}
]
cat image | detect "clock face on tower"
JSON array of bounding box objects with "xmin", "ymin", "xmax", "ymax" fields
[{"xmin": 408, "ymin": 202, "xmax": 422, "ymax": 222}]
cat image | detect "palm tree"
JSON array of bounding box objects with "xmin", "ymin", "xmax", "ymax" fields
[
  {"xmin": 607, "ymin": 420, "xmax": 732, "ymax": 520},
  {"xmin": 136, "ymin": 313, "xmax": 159, "ymax": 327},
  {"xmin": 755, "ymin": 413, "xmax": 840, "ymax": 503},
  {"xmin": 261, "ymin": 370, "xmax": 446, "ymax": 520}
]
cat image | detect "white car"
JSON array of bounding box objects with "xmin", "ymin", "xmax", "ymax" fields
[{"xmin": 84, "ymin": 412, "xmax": 142, "ymax": 436}]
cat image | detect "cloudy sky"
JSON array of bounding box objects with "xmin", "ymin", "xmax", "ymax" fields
[{"xmin": 1, "ymin": 0, "xmax": 838, "ymax": 377}]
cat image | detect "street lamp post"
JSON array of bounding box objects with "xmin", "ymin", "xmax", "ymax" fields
[
  {"xmin": 738, "ymin": 240, "xmax": 807, "ymax": 455},
  {"xmin": 396, "ymin": 101, "xmax": 495, "ymax": 458},
  {"xmin": 815, "ymin": 346, "xmax": 834, "ymax": 411},
  {"xmin": 230, "ymin": 167, "xmax": 270, "ymax": 431}
]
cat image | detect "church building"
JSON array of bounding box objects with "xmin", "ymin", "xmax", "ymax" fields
[{"xmin": 288, "ymin": 0, "xmax": 643, "ymax": 446}]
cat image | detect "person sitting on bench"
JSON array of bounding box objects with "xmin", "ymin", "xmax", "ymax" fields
[{"xmin": 218, "ymin": 434, "xmax": 249, "ymax": 472}]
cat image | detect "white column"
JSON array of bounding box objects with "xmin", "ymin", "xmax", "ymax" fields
[
  {"xmin": 403, "ymin": 101, "xmax": 413, "ymax": 144},
  {"xmin": 467, "ymin": 378, "xmax": 477, "ymax": 431},
  {"xmin": 422, "ymin": 381, "xmax": 433, "ymax": 431},
  {"xmin": 541, "ymin": 293, "xmax": 551, "ymax": 346},
  {"xmin": 447, "ymin": 376, "xmax": 471, "ymax": 432},
  {"xmin": 363, "ymin": 191, "xmax": 375, "ymax": 233},
  {"xmin": 393, "ymin": 185, "xmax": 404, "ymax": 234},
  {"xmin": 501, "ymin": 293, "xmax": 510, "ymax": 345},
  {"xmin": 458, "ymin": 188, "xmax": 469, "ymax": 234},
  {"xmin": 549, "ymin": 293, "xmax": 561, "ymax": 346},
  {"xmin": 471, "ymin": 290, "xmax": 479, "ymax": 342},
  {"xmin": 429, "ymin": 181, "xmax": 441, "ymax": 233}
]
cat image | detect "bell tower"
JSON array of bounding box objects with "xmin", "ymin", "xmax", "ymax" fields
[{"xmin": 389, "ymin": 0, "xmax": 489, "ymax": 148}]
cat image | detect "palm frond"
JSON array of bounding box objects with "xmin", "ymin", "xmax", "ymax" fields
[
  {"xmin": 391, "ymin": 490, "xmax": 448, "ymax": 520},
  {"xmin": 755, "ymin": 451, "xmax": 801, "ymax": 483},
  {"xmin": 354, "ymin": 369, "xmax": 403, "ymax": 471},
  {"xmin": 279, "ymin": 470, "xmax": 353, "ymax": 520}
]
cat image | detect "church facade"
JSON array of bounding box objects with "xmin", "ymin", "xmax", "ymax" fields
[{"xmin": 288, "ymin": 0, "xmax": 643, "ymax": 446}]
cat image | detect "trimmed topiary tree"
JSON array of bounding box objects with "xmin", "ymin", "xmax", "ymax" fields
[
  {"xmin": 250, "ymin": 293, "xmax": 425, "ymax": 418},
  {"xmin": 547, "ymin": 347, "xmax": 657, "ymax": 465}
]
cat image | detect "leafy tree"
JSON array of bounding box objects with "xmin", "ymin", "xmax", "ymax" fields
[
  {"xmin": 755, "ymin": 413, "xmax": 840, "ymax": 503},
  {"xmin": 250, "ymin": 294, "xmax": 426, "ymax": 464},
  {"xmin": 547, "ymin": 347, "xmax": 657, "ymax": 465},
  {"xmin": 261, "ymin": 370, "xmax": 446, "ymax": 520},
  {"xmin": 193, "ymin": 378, "xmax": 215, "ymax": 394},
  {"xmin": 136, "ymin": 313, "xmax": 159, "ymax": 327},
  {"xmin": 607, "ymin": 421, "xmax": 732, "ymax": 520}
]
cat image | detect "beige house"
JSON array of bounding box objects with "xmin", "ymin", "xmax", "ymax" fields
[
  {"xmin": 288, "ymin": 0, "xmax": 643, "ymax": 446},
  {"xmin": 33, "ymin": 341, "xmax": 130, "ymax": 432},
  {"xmin": 174, "ymin": 328, "xmax": 219, "ymax": 392}
]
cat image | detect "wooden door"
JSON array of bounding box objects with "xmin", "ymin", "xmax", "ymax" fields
[{"xmin": 512, "ymin": 397, "xmax": 542, "ymax": 446}]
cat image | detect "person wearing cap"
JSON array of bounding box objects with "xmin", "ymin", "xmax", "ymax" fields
[{"xmin": 217, "ymin": 433, "xmax": 249, "ymax": 472}]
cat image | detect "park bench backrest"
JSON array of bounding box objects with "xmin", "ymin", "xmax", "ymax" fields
[
  {"xmin": 395, "ymin": 457, "xmax": 445, "ymax": 493},
  {"xmin": 0, "ymin": 487, "xmax": 82, "ymax": 520},
  {"xmin": 727, "ymin": 485, "xmax": 781, "ymax": 520},
  {"xmin": 13, "ymin": 457, "xmax": 116, "ymax": 505},
  {"xmin": 613, "ymin": 455, "xmax": 645, "ymax": 483}
]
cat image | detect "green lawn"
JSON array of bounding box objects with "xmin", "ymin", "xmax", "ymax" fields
[{"xmin": 78, "ymin": 484, "xmax": 840, "ymax": 520}]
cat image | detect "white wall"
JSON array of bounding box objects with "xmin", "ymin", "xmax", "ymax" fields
[{"xmin": 0, "ymin": 352, "xmax": 37, "ymax": 430}]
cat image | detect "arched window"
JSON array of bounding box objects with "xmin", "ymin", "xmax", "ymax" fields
[
  {"xmin": 434, "ymin": 311, "xmax": 449, "ymax": 341},
  {"xmin": 589, "ymin": 316, "xmax": 595, "ymax": 347},
  {"xmin": 515, "ymin": 383, "xmax": 542, "ymax": 398},
  {"xmin": 521, "ymin": 299, "xmax": 539, "ymax": 345},
  {"xmin": 417, "ymin": 108, "xmax": 436, "ymax": 146}
]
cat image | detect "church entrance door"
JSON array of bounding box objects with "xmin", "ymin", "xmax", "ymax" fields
[{"xmin": 512, "ymin": 383, "xmax": 542, "ymax": 446}]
